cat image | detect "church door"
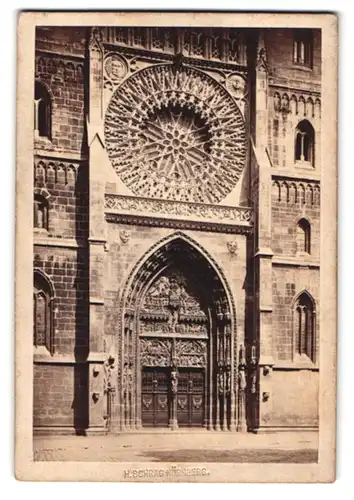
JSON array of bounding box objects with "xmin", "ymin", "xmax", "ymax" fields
[
  {"xmin": 177, "ymin": 369, "xmax": 205, "ymax": 427},
  {"xmin": 121, "ymin": 237, "xmax": 236, "ymax": 431},
  {"xmin": 141, "ymin": 368, "xmax": 169, "ymax": 427}
]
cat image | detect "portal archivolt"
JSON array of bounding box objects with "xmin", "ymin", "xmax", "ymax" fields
[{"xmin": 118, "ymin": 234, "xmax": 242, "ymax": 431}]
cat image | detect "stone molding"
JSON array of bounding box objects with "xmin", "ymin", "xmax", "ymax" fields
[
  {"xmin": 104, "ymin": 194, "xmax": 253, "ymax": 234},
  {"xmin": 89, "ymin": 298, "xmax": 105, "ymax": 306},
  {"xmin": 34, "ymin": 352, "xmax": 108, "ymax": 364},
  {"xmin": 272, "ymin": 256, "xmax": 320, "ymax": 268},
  {"xmin": 36, "ymin": 48, "xmax": 85, "ymax": 61},
  {"xmin": 139, "ymin": 331, "xmax": 208, "ymax": 340},
  {"xmin": 271, "ymin": 171, "xmax": 320, "ymax": 183},
  {"xmin": 35, "ymin": 150, "xmax": 87, "ymax": 162},
  {"xmin": 140, "ymin": 338, "xmax": 207, "ymax": 368},
  {"xmin": 269, "ymin": 78, "xmax": 321, "ymax": 95},
  {"xmin": 34, "ymin": 236, "xmax": 87, "ymax": 249},
  {"xmin": 34, "ymin": 353, "xmax": 77, "ymax": 364},
  {"xmin": 272, "ymin": 362, "xmax": 319, "ymax": 371}
]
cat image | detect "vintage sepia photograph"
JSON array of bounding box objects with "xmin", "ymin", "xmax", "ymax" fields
[{"xmin": 15, "ymin": 11, "xmax": 337, "ymax": 483}]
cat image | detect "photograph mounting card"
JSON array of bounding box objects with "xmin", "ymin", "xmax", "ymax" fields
[{"xmin": 15, "ymin": 11, "xmax": 337, "ymax": 483}]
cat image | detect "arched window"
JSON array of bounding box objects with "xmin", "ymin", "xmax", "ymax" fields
[
  {"xmin": 296, "ymin": 218, "xmax": 311, "ymax": 254},
  {"xmin": 295, "ymin": 120, "xmax": 315, "ymax": 165},
  {"xmin": 293, "ymin": 292, "xmax": 316, "ymax": 363},
  {"xmin": 293, "ymin": 29, "xmax": 313, "ymax": 67},
  {"xmin": 34, "ymin": 81, "xmax": 52, "ymax": 139},
  {"xmin": 33, "ymin": 270, "xmax": 55, "ymax": 354},
  {"xmin": 34, "ymin": 194, "xmax": 48, "ymax": 230}
]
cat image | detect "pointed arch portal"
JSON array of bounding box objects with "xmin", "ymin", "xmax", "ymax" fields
[{"xmin": 117, "ymin": 234, "xmax": 243, "ymax": 431}]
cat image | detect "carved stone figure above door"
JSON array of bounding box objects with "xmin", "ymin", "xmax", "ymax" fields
[{"xmin": 140, "ymin": 269, "xmax": 208, "ymax": 336}]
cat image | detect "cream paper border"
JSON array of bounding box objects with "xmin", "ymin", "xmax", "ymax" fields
[{"xmin": 15, "ymin": 11, "xmax": 337, "ymax": 483}]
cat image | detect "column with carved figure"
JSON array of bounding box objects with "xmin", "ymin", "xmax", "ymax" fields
[
  {"xmin": 221, "ymin": 325, "xmax": 228, "ymax": 431},
  {"xmin": 208, "ymin": 313, "xmax": 214, "ymax": 430},
  {"xmin": 103, "ymin": 355, "xmax": 115, "ymax": 431},
  {"xmin": 215, "ymin": 304, "xmax": 220, "ymax": 431},
  {"xmin": 223, "ymin": 319, "xmax": 229, "ymax": 431},
  {"xmin": 170, "ymin": 368, "xmax": 179, "ymax": 430},
  {"xmin": 215, "ymin": 300, "xmax": 223, "ymax": 431},
  {"xmin": 118, "ymin": 316, "xmax": 128, "ymax": 432},
  {"xmin": 215, "ymin": 363, "xmax": 222, "ymax": 431},
  {"xmin": 121, "ymin": 356, "xmax": 128, "ymax": 432},
  {"xmin": 169, "ymin": 338, "xmax": 179, "ymax": 430},
  {"xmin": 225, "ymin": 322, "xmax": 235, "ymax": 431},
  {"xmin": 130, "ymin": 313, "xmax": 137, "ymax": 430},
  {"xmin": 128, "ymin": 361, "xmax": 134, "ymax": 430},
  {"xmin": 135, "ymin": 315, "xmax": 142, "ymax": 430},
  {"xmin": 248, "ymin": 343, "xmax": 259, "ymax": 432},
  {"xmin": 121, "ymin": 315, "xmax": 133, "ymax": 432},
  {"xmin": 237, "ymin": 344, "xmax": 248, "ymax": 432}
]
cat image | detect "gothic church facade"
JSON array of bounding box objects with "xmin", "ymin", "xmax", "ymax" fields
[{"xmin": 33, "ymin": 26, "xmax": 321, "ymax": 434}]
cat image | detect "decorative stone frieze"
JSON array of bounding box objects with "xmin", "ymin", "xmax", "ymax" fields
[
  {"xmin": 35, "ymin": 54, "xmax": 84, "ymax": 83},
  {"xmin": 175, "ymin": 339, "xmax": 207, "ymax": 368},
  {"xmin": 140, "ymin": 338, "xmax": 172, "ymax": 367},
  {"xmin": 140, "ymin": 338, "xmax": 207, "ymax": 368},
  {"xmin": 272, "ymin": 89, "xmax": 321, "ymax": 120},
  {"xmin": 272, "ymin": 177, "xmax": 320, "ymax": 205},
  {"xmin": 104, "ymin": 194, "xmax": 253, "ymax": 233},
  {"xmin": 102, "ymin": 27, "xmax": 247, "ymax": 66},
  {"xmin": 34, "ymin": 158, "xmax": 80, "ymax": 184}
]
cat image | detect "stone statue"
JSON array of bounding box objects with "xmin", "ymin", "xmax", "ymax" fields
[
  {"xmin": 238, "ymin": 369, "xmax": 247, "ymax": 392},
  {"xmin": 103, "ymin": 355, "xmax": 115, "ymax": 394},
  {"xmin": 168, "ymin": 278, "xmax": 183, "ymax": 331},
  {"xmin": 171, "ymin": 369, "xmax": 178, "ymax": 395}
]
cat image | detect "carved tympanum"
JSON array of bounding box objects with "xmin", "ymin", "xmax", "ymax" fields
[
  {"xmin": 104, "ymin": 64, "xmax": 247, "ymax": 203},
  {"xmin": 140, "ymin": 270, "xmax": 208, "ymax": 336}
]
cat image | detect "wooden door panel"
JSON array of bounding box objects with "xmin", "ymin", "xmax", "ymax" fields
[
  {"xmin": 142, "ymin": 368, "xmax": 169, "ymax": 427},
  {"xmin": 177, "ymin": 369, "xmax": 205, "ymax": 427}
]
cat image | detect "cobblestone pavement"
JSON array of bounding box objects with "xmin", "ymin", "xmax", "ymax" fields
[{"xmin": 34, "ymin": 431, "xmax": 318, "ymax": 463}]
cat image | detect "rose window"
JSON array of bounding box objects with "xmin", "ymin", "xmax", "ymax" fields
[{"xmin": 104, "ymin": 64, "xmax": 247, "ymax": 203}]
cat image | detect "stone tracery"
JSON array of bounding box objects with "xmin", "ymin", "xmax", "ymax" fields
[{"xmin": 104, "ymin": 64, "xmax": 247, "ymax": 203}]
